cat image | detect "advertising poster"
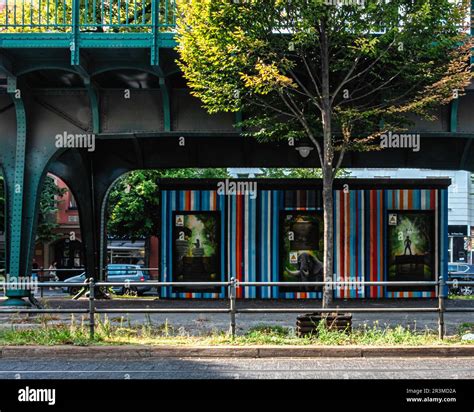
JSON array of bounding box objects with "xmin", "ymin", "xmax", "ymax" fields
[
  {"xmin": 173, "ymin": 212, "xmax": 220, "ymax": 292},
  {"xmin": 387, "ymin": 211, "xmax": 435, "ymax": 292},
  {"xmin": 280, "ymin": 212, "xmax": 324, "ymax": 292}
]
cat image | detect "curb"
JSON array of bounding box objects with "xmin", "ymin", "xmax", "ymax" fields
[{"xmin": 1, "ymin": 345, "xmax": 474, "ymax": 359}]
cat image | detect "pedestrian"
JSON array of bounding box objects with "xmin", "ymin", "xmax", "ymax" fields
[{"xmin": 49, "ymin": 262, "xmax": 59, "ymax": 289}]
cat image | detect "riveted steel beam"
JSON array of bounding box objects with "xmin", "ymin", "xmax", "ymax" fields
[
  {"xmin": 150, "ymin": 0, "xmax": 161, "ymax": 67},
  {"xmin": 2, "ymin": 77, "xmax": 30, "ymax": 306},
  {"xmin": 70, "ymin": 0, "xmax": 81, "ymax": 67}
]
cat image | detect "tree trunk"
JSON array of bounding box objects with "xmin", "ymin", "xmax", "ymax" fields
[
  {"xmin": 320, "ymin": 17, "xmax": 334, "ymax": 308},
  {"xmin": 322, "ymin": 167, "xmax": 334, "ymax": 308}
]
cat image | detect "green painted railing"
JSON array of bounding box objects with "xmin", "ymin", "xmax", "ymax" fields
[{"xmin": 0, "ymin": 0, "xmax": 176, "ymax": 32}]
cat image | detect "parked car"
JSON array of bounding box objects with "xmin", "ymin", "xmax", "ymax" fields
[
  {"xmin": 448, "ymin": 263, "xmax": 474, "ymax": 296},
  {"xmin": 63, "ymin": 264, "xmax": 152, "ymax": 296}
]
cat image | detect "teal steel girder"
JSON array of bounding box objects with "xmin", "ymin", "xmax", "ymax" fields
[
  {"xmin": 151, "ymin": 0, "xmax": 161, "ymax": 67},
  {"xmin": 70, "ymin": 0, "xmax": 81, "ymax": 66},
  {"xmin": 8, "ymin": 81, "xmax": 26, "ymax": 279},
  {"xmin": 0, "ymin": 32, "xmax": 177, "ymax": 50},
  {"xmin": 4, "ymin": 77, "xmax": 30, "ymax": 304}
]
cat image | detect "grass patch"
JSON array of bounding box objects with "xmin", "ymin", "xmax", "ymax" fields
[
  {"xmin": 449, "ymin": 294, "xmax": 474, "ymax": 301},
  {"xmin": 0, "ymin": 317, "xmax": 470, "ymax": 347},
  {"xmin": 458, "ymin": 322, "xmax": 474, "ymax": 335}
]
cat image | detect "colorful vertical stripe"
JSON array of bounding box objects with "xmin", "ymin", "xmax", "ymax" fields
[
  {"xmin": 227, "ymin": 193, "xmax": 257, "ymax": 298},
  {"xmin": 334, "ymin": 190, "xmax": 365, "ymax": 299},
  {"xmin": 160, "ymin": 186, "xmax": 448, "ymax": 300}
]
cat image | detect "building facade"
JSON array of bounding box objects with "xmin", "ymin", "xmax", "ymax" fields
[{"xmin": 32, "ymin": 175, "xmax": 83, "ymax": 279}]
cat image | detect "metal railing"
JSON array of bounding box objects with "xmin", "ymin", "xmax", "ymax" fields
[
  {"xmin": 0, "ymin": 0, "xmax": 177, "ymax": 32},
  {"xmin": 0, "ymin": 277, "xmax": 473, "ymax": 340}
]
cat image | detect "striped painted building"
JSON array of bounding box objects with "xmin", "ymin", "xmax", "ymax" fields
[{"xmin": 159, "ymin": 179, "xmax": 449, "ymax": 299}]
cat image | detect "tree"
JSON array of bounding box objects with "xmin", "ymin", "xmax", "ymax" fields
[
  {"xmin": 36, "ymin": 176, "xmax": 67, "ymax": 243},
  {"xmin": 176, "ymin": 0, "xmax": 472, "ymax": 307},
  {"xmin": 107, "ymin": 168, "xmax": 230, "ymax": 240}
]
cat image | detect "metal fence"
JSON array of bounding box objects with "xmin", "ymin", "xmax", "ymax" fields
[
  {"xmin": 0, "ymin": 0, "xmax": 177, "ymax": 32},
  {"xmin": 0, "ymin": 277, "xmax": 473, "ymax": 340}
]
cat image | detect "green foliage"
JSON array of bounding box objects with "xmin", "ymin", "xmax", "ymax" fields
[
  {"xmin": 177, "ymin": 0, "xmax": 471, "ymax": 154},
  {"xmin": 37, "ymin": 176, "xmax": 67, "ymax": 243},
  {"xmin": 259, "ymin": 168, "xmax": 350, "ymax": 178},
  {"xmin": 106, "ymin": 168, "xmax": 230, "ymax": 240},
  {"xmin": 107, "ymin": 170, "xmax": 161, "ymax": 241}
]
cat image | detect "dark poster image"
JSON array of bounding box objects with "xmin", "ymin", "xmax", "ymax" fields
[
  {"xmin": 280, "ymin": 212, "xmax": 324, "ymax": 292},
  {"xmin": 387, "ymin": 211, "xmax": 435, "ymax": 292},
  {"xmin": 173, "ymin": 212, "xmax": 220, "ymax": 293}
]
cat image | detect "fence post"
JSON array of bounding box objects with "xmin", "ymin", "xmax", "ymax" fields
[
  {"xmin": 438, "ymin": 275, "xmax": 446, "ymax": 340},
  {"xmin": 38, "ymin": 269, "xmax": 43, "ymax": 298},
  {"xmin": 89, "ymin": 278, "xmax": 95, "ymax": 340},
  {"xmin": 229, "ymin": 277, "xmax": 237, "ymax": 338}
]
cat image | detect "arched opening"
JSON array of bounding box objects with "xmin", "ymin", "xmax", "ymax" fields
[
  {"xmin": 33, "ymin": 173, "xmax": 83, "ymax": 281},
  {"xmin": 104, "ymin": 168, "xmax": 231, "ymax": 282}
]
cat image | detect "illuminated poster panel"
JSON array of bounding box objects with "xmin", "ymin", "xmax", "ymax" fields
[
  {"xmin": 387, "ymin": 211, "xmax": 435, "ymax": 292},
  {"xmin": 173, "ymin": 211, "xmax": 220, "ymax": 293},
  {"xmin": 280, "ymin": 212, "xmax": 324, "ymax": 292}
]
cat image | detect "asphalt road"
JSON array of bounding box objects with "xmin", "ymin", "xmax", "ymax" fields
[{"xmin": 0, "ymin": 357, "xmax": 473, "ymax": 379}]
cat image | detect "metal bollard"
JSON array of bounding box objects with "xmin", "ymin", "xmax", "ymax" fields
[
  {"xmin": 438, "ymin": 275, "xmax": 446, "ymax": 340},
  {"xmin": 89, "ymin": 278, "xmax": 95, "ymax": 340},
  {"xmin": 229, "ymin": 277, "xmax": 237, "ymax": 338}
]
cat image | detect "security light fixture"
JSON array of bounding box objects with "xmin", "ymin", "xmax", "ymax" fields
[{"xmin": 295, "ymin": 144, "xmax": 314, "ymax": 159}]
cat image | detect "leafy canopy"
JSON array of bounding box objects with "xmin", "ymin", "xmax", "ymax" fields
[
  {"xmin": 177, "ymin": 0, "xmax": 471, "ymax": 164},
  {"xmin": 106, "ymin": 168, "xmax": 230, "ymax": 240}
]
